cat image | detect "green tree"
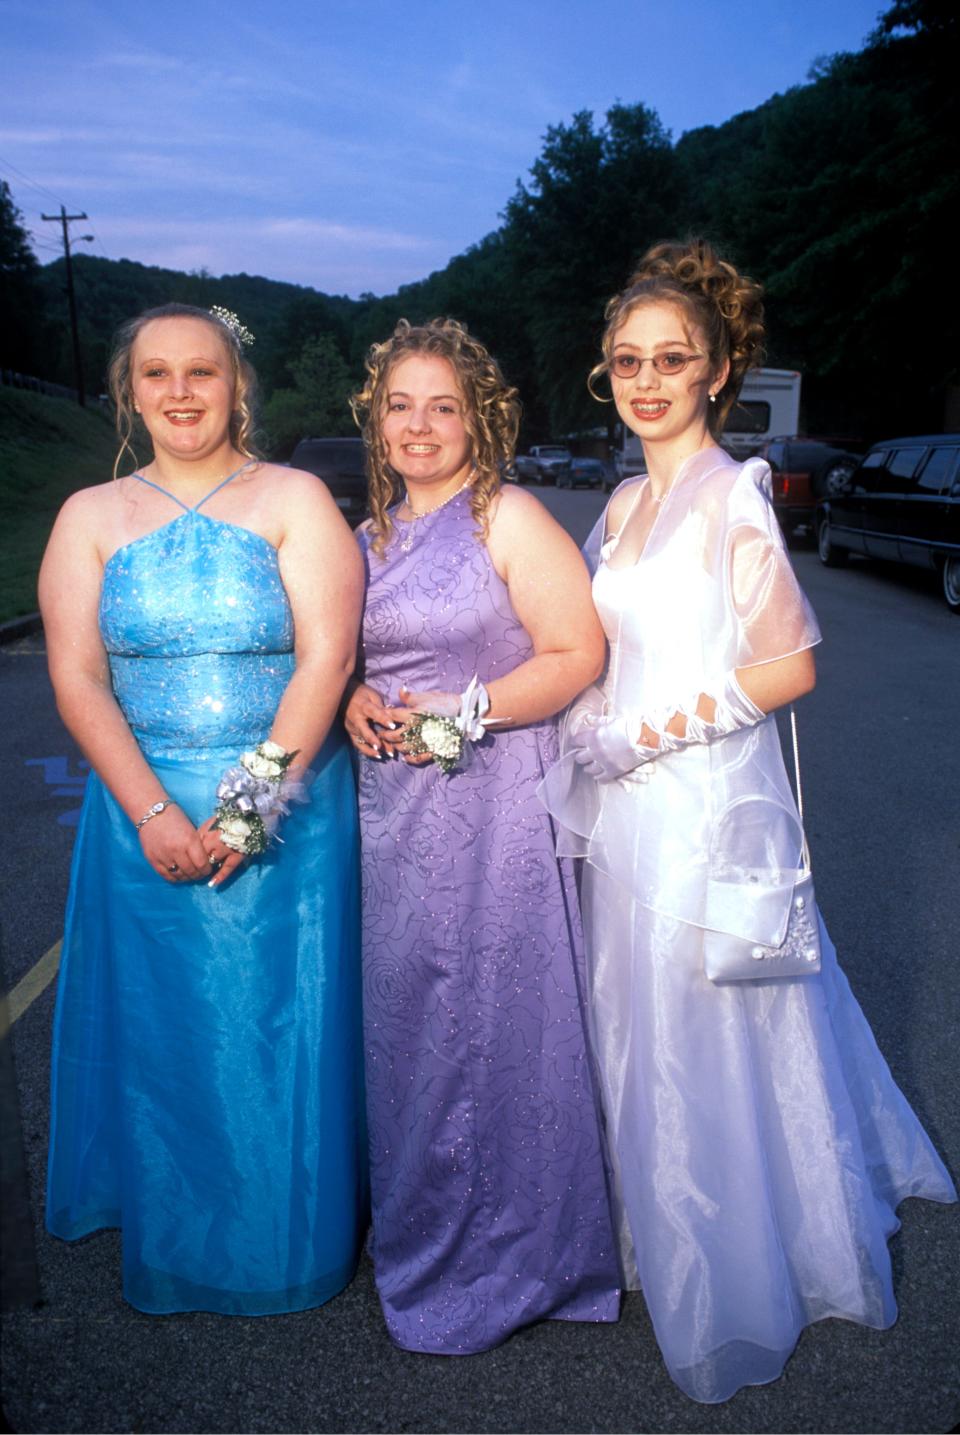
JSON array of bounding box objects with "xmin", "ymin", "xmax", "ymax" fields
[
  {"xmin": 675, "ymin": 0, "xmax": 959, "ymax": 435},
  {"xmin": 0, "ymin": 181, "xmax": 47, "ymax": 374},
  {"xmin": 504, "ymin": 104, "xmax": 680, "ymax": 436},
  {"xmin": 262, "ymin": 333, "xmax": 356, "ymax": 457}
]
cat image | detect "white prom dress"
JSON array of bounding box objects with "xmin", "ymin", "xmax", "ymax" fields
[{"xmin": 541, "ymin": 447, "xmax": 956, "ymax": 1402}]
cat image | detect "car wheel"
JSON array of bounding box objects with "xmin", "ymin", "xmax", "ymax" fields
[
  {"xmin": 817, "ymin": 517, "xmax": 848, "ymax": 567},
  {"xmin": 942, "ymin": 557, "xmax": 960, "ymax": 613},
  {"xmin": 820, "ymin": 461, "xmax": 856, "ymax": 498}
]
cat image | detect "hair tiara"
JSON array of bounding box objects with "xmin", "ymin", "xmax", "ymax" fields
[{"xmin": 209, "ymin": 306, "xmax": 255, "ymax": 348}]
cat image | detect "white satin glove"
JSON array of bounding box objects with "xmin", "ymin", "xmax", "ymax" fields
[
  {"xmin": 570, "ymin": 712, "xmax": 653, "ymax": 782},
  {"xmin": 650, "ymin": 672, "xmax": 765, "ymax": 754},
  {"xmin": 562, "ymin": 683, "xmax": 606, "ymax": 739},
  {"xmin": 571, "ymin": 672, "xmax": 766, "ymax": 784}
]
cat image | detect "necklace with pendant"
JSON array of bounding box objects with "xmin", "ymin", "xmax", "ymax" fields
[{"xmin": 397, "ymin": 477, "xmax": 473, "ymax": 553}]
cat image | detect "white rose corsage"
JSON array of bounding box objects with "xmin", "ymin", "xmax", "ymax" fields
[
  {"xmin": 402, "ymin": 676, "xmax": 503, "ymax": 775},
  {"xmin": 212, "ymin": 740, "xmax": 306, "ymax": 855}
]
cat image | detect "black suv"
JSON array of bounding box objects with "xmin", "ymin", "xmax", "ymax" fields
[
  {"xmin": 816, "ymin": 433, "xmax": 960, "ymax": 612},
  {"xmin": 760, "ymin": 437, "xmax": 863, "ymax": 540},
  {"xmin": 290, "ymin": 437, "xmax": 368, "ymax": 528}
]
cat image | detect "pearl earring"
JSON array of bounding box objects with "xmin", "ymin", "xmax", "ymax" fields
[{"xmin": 709, "ymin": 393, "xmax": 717, "ymax": 404}]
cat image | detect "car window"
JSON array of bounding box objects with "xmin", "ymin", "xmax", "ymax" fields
[
  {"xmin": 916, "ymin": 446, "xmax": 959, "ymax": 495},
  {"xmin": 855, "ymin": 450, "xmax": 888, "ymax": 493},
  {"xmin": 865, "ymin": 447, "xmax": 925, "ymax": 495},
  {"xmin": 887, "ymin": 448, "xmax": 926, "ymax": 482}
]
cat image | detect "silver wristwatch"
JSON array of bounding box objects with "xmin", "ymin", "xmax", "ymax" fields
[{"xmin": 135, "ymin": 798, "xmax": 174, "ymax": 831}]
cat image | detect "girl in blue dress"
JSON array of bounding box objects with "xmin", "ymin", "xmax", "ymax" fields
[{"xmin": 40, "ymin": 303, "xmax": 368, "ymax": 1314}]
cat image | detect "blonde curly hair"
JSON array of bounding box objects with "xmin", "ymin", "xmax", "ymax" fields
[
  {"xmin": 588, "ymin": 238, "xmax": 766, "ymax": 432},
  {"xmin": 351, "ymin": 317, "xmax": 520, "ymax": 557},
  {"xmin": 107, "ymin": 303, "xmax": 260, "ymax": 480}
]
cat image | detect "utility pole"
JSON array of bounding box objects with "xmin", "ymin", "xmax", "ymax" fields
[{"xmin": 41, "ymin": 205, "xmax": 93, "ymax": 407}]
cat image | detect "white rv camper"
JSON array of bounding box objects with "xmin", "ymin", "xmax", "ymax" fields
[
  {"xmin": 614, "ymin": 367, "xmax": 802, "ymax": 478},
  {"xmin": 722, "ymin": 367, "xmax": 802, "ymax": 460}
]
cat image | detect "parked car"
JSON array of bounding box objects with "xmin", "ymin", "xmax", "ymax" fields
[
  {"xmin": 557, "ymin": 456, "xmax": 606, "ymax": 489},
  {"xmin": 289, "ymin": 437, "xmax": 367, "ymax": 528},
  {"xmin": 759, "ymin": 437, "xmax": 864, "ymax": 540},
  {"xmin": 815, "ymin": 433, "xmax": 960, "ymax": 612},
  {"xmin": 513, "ymin": 445, "xmax": 572, "ymax": 484},
  {"xmin": 512, "ymin": 453, "xmax": 540, "ymax": 481}
]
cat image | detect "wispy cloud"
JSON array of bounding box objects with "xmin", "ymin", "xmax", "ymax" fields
[{"xmin": 5, "ymin": 0, "xmax": 886, "ymax": 296}]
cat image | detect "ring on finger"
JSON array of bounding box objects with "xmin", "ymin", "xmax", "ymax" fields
[{"xmin": 167, "ymin": 863, "xmax": 179, "ymax": 874}]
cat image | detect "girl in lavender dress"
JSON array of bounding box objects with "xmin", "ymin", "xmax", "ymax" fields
[{"xmin": 344, "ymin": 318, "xmax": 620, "ymax": 1353}]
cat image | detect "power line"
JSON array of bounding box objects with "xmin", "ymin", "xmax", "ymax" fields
[{"xmin": 0, "ymin": 153, "xmax": 68, "ymax": 210}]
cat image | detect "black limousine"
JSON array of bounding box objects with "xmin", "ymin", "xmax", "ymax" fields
[{"xmin": 816, "ymin": 433, "xmax": 960, "ymax": 613}]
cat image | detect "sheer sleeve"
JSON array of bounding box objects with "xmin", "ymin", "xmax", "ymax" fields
[{"xmin": 726, "ymin": 461, "xmax": 821, "ymax": 668}]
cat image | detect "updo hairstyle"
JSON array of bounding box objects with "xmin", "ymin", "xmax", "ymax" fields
[
  {"xmin": 589, "ymin": 238, "xmax": 765, "ymax": 432},
  {"xmin": 107, "ymin": 302, "xmax": 259, "ymax": 480},
  {"xmin": 351, "ymin": 317, "xmax": 521, "ymax": 557}
]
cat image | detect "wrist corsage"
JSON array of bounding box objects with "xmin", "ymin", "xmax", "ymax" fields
[
  {"xmin": 403, "ymin": 675, "xmax": 501, "ymax": 775},
  {"xmin": 212, "ymin": 740, "xmax": 306, "ymax": 855}
]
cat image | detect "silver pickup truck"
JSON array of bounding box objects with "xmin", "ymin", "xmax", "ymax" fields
[{"xmin": 513, "ymin": 444, "xmax": 572, "ymax": 484}]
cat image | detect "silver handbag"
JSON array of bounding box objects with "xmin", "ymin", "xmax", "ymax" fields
[{"xmin": 703, "ymin": 709, "xmax": 822, "ymax": 984}]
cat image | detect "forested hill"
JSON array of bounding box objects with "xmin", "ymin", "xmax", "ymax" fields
[
  {"xmin": 4, "ymin": 0, "xmax": 956, "ymax": 447},
  {"xmin": 33, "ymin": 258, "xmax": 358, "ymax": 402}
]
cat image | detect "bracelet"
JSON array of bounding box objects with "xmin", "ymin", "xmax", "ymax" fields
[
  {"xmin": 135, "ymin": 798, "xmax": 175, "ymax": 831},
  {"xmin": 212, "ymin": 741, "xmax": 305, "ymax": 855}
]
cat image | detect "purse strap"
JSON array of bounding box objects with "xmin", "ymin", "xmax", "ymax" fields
[{"xmin": 788, "ymin": 704, "xmax": 812, "ymax": 875}]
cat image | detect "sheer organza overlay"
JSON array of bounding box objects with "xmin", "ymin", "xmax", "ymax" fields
[
  {"xmin": 544, "ymin": 449, "xmax": 822, "ymax": 946},
  {"xmin": 541, "ymin": 449, "xmax": 956, "ymax": 1401}
]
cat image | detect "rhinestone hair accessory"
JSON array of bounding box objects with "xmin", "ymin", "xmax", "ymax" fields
[{"xmin": 209, "ymin": 306, "xmax": 255, "ymax": 347}]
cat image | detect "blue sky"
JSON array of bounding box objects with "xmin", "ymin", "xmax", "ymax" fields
[{"xmin": 2, "ymin": 0, "xmax": 885, "ymax": 297}]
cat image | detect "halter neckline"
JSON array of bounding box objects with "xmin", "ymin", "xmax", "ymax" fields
[{"xmin": 129, "ymin": 461, "xmax": 256, "ymax": 513}]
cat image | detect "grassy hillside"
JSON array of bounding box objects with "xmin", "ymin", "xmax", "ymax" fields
[{"xmin": 0, "ymin": 387, "xmax": 118, "ymax": 621}]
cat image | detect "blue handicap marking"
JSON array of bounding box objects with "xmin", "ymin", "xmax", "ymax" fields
[{"xmin": 25, "ymin": 756, "xmax": 91, "ymax": 827}]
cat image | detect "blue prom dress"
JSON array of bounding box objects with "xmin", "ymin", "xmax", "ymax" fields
[{"xmin": 46, "ymin": 470, "xmax": 368, "ymax": 1315}]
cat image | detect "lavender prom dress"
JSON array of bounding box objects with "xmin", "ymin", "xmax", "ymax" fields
[{"xmin": 356, "ymin": 490, "xmax": 620, "ymax": 1353}]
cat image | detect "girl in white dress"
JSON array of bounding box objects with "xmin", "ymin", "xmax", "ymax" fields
[{"xmin": 541, "ymin": 238, "xmax": 956, "ymax": 1402}]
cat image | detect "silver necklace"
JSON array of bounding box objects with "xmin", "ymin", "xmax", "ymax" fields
[{"xmin": 397, "ymin": 477, "xmax": 472, "ymax": 553}]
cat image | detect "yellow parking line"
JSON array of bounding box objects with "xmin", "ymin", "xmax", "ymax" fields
[{"xmin": 4, "ymin": 939, "xmax": 62, "ymax": 1027}]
